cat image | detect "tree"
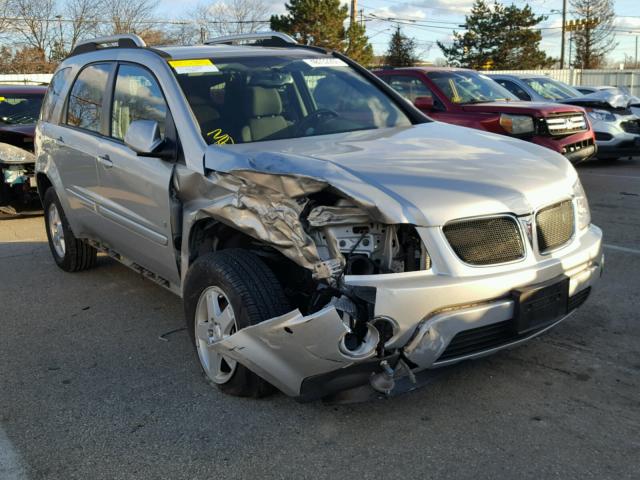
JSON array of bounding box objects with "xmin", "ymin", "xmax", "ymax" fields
[
  {"xmin": 271, "ymin": 0, "xmax": 374, "ymax": 62},
  {"xmin": 8, "ymin": 0, "xmax": 57, "ymax": 59},
  {"xmin": 66, "ymin": 0, "xmax": 101, "ymax": 51},
  {"xmin": 100, "ymin": 0, "xmax": 158, "ymax": 36},
  {"xmin": 385, "ymin": 26, "xmax": 418, "ymax": 67},
  {"xmin": 345, "ymin": 22, "xmax": 373, "ymax": 65},
  {"xmin": 438, "ymin": 0, "xmax": 554, "ymax": 70},
  {"xmin": 271, "ymin": 0, "xmax": 347, "ymax": 50},
  {"xmin": 570, "ymin": 0, "xmax": 617, "ymax": 69},
  {"xmin": 200, "ymin": 0, "xmax": 269, "ymax": 38}
]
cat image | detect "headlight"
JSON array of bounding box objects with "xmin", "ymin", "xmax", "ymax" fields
[
  {"xmin": 499, "ymin": 114, "xmax": 535, "ymax": 135},
  {"xmin": 587, "ymin": 109, "xmax": 616, "ymax": 122},
  {"xmin": 573, "ymin": 178, "xmax": 591, "ymax": 230}
]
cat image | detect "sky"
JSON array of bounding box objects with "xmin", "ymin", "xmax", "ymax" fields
[{"xmin": 157, "ymin": 0, "xmax": 640, "ymax": 65}]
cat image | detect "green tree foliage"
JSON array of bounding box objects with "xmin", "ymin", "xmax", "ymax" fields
[
  {"xmin": 346, "ymin": 22, "xmax": 373, "ymax": 65},
  {"xmin": 385, "ymin": 26, "xmax": 418, "ymax": 67},
  {"xmin": 271, "ymin": 0, "xmax": 374, "ymax": 64},
  {"xmin": 438, "ymin": 0, "xmax": 555, "ymax": 69},
  {"xmin": 570, "ymin": 0, "xmax": 617, "ymax": 69}
]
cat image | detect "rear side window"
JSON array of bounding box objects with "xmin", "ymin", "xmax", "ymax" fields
[
  {"xmin": 41, "ymin": 67, "xmax": 71, "ymax": 123},
  {"xmin": 66, "ymin": 63, "xmax": 112, "ymax": 133},
  {"xmin": 496, "ymin": 79, "xmax": 531, "ymax": 101},
  {"xmin": 384, "ymin": 75, "xmax": 433, "ymax": 102},
  {"xmin": 111, "ymin": 64, "xmax": 167, "ymax": 141}
]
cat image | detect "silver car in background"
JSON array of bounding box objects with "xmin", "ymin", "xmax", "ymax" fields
[
  {"xmin": 35, "ymin": 33, "xmax": 603, "ymax": 402},
  {"xmin": 490, "ymin": 73, "xmax": 640, "ymax": 160}
]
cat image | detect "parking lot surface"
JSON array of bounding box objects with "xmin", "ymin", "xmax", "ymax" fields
[{"xmin": 1, "ymin": 158, "xmax": 639, "ymax": 480}]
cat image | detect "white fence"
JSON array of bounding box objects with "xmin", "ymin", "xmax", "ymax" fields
[
  {"xmin": 489, "ymin": 69, "xmax": 640, "ymax": 96},
  {"xmin": 0, "ymin": 73, "xmax": 53, "ymax": 84}
]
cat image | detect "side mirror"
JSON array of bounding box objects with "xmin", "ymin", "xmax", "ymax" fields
[
  {"xmin": 124, "ymin": 120, "xmax": 165, "ymax": 156},
  {"xmin": 414, "ymin": 96, "xmax": 435, "ymax": 111}
]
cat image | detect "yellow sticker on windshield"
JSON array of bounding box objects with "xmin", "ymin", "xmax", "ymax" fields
[{"xmin": 169, "ymin": 59, "xmax": 219, "ymax": 75}]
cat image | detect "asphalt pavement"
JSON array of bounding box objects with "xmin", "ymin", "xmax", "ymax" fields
[{"xmin": 1, "ymin": 158, "xmax": 639, "ymax": 479}]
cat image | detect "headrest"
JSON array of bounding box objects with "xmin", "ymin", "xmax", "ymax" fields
[{"xmin": 247, "ymin": 86, "xmax": 282, "ymax": 117}]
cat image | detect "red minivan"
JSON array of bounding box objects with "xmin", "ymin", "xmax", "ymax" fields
[{"xmin": 374, "ymin": 67, "xmax": 597, "ymax": 164}]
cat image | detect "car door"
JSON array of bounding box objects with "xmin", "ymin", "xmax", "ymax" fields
[
  {"xmin": 95, "ymin": 62, "xmax": 180, "ymax": 285},
  {"xmin": 45, "ymin": 62, "xmax": 115, "ymax": 238}
]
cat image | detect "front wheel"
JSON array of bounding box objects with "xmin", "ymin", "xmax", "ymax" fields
[
  {"xmin": 183, "ymin": 249, "xmax": 291, "ymax": 397},
  {"xmin": 43, "ymin": 188, "xmax": 97, "ymax": 272}
]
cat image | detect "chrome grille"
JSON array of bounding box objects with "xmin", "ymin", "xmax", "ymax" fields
[
  {"xmin": 536, "ymin": 200, "xmax": 574, "ymax": 253},
  {"xmin": 443, "ymin": 216, "xmax": 525, "ymax": 266},
  {"xmin": 544, "ymin": 114, "xmax": 587, "ymax": 136}
]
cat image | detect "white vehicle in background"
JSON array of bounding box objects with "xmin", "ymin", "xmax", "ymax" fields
[{"xmin": 490, "ymin": 74, "xmax": 640, "ymax": 161}]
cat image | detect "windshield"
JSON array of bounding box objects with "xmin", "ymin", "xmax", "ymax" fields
[
  {"xmin": 523, "ymin": 78, "xmax": 582, "ymax": 100},
  {"xmin": 173, "ymin": 55, "xmax": 411, "ymax": 145},
  {"xmin": 427, "ymin": 71, "xmax": 517, "ymax": 104},
  {"xmin": 0, "ymin": 93, "xmax": 43, "ymax": 125}
]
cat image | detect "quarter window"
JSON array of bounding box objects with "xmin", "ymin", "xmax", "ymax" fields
[
  {"xmin": 41, "ymin": 67, "xmax": 71, "ymax": 123},
  {"xmin": 66, "ymin": 63, "xmax": 112, "ymax": 133},
  {"xmin": 111, "ymin": 64, "xmax": 167, "ymax": 141}
]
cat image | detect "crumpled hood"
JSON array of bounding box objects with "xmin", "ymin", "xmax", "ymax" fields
[
  {"xmin": 560, "ymin": 89, "xmax": 640, "ymax": 110},
  {"xmin": 204, "ymin": 122, "xmax": 577, "ymax": 226}
]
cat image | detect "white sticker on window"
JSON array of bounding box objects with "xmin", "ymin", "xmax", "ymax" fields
[
  {"xmin": 302, "ymin": 58, "xmax": 349, "ymax": 68},
  {"xmin": 168, "ymin": 59, "xmax": 219, "ymax": 75}
]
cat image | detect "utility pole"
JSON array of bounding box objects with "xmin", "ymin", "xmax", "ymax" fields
[
  {"xmin": 350, "ymin": 0, "xmax": 357, "ymax": 28},
  {"xmin": 636, "ymin": 35, "xmax": 638, "ymax": 67},
  {"xmin": 560, "ymin": 0, "xmax": 567, "ymax": 68}
]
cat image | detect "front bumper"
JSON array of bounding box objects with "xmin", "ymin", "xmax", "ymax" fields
[
  {"xmin": 592, "ymin": 115, "xmax": 640, "ymax": 159},
  {"xmin": 529, "ymin": 131, "xmax": 597, "ymax": 164},
  {"xmin": 212, "ymin": 224, "xmax": 603, "ymax": 400}
]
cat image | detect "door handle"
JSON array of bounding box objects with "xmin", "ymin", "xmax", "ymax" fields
[
  {"xmin": 56, "ymin": 136, "xmax": 65, "ymax": 144},
  {"xmin": 97, "ymin": 154, "xmax": 113, "ymax": 168}
]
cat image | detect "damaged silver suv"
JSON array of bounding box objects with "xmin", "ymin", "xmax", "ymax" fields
[{"xmin": 35, "ymin": 33, "xmax": 603, "ymax": 401}]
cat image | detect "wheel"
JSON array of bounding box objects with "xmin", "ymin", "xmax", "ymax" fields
[
  {"xmin": 43, "ymin": 187, "xmax": 97, "ymax": 272},
  {"xmin": 183, "ymin": 249, "xmax": 291, "ymax": 397}
]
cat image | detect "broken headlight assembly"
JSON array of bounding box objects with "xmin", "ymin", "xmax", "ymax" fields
[{"xmin": 587, "ymin": 109, "xmax": 616, "ymax": 122}]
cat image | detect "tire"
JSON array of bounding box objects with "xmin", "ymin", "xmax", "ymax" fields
[
  {"xmin": 183, "ymin": 249, "xmax": 291, "ymax": 398},
  {"xmin": 43, "ymin": 187, "xmax": 97, "ymax": 272}
]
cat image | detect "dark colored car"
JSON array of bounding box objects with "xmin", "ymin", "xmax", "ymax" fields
[
  {"xmin": 374, "ymin": 67, "xmax": 597, "ymax": 164},
  {"xmin": 0, "ymin": 85, "xmax": 47, "ymax": 216}
]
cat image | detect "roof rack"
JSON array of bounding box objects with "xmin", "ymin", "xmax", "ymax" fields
[
  {"xmin": 205, "ymin": 32, "xmax": 298, "ymax": 47},
  {"xmin": 69, "ymin": 34, "xmax": 147, "ymax": 57}
]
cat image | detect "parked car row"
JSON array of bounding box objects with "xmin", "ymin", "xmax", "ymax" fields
[
  {"xmin": 374, "ymin": 67, "xmax": 597, "ymax": 164},
  {"xmin": 489, "ymin": 74, "xmax": 640, "ymax": 161},
  {"xmin": 30, "ymin": 32, "xmax": 603, "ymax": 402}
]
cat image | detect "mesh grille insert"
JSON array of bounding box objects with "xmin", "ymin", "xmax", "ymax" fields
[
  {"xmin": 443, "ymin": 216, "xmax": 525, "ymax": 266},
  {"xmin": 536, "ymin": 200, "xmax": 574, "ymax": 253}
]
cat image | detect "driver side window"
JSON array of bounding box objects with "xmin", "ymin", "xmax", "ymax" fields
[{"xmin": 111, "ymin": 64, "xmax": 167, "ymax": 141}]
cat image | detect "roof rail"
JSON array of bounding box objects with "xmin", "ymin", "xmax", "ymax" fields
[
  {"xmin": 205, "ymin": 32, "xmax": 298, "ymax": 47},
  {"xmin": 69, "ymin": 34, "xmax": 147, "ymax": 57}
]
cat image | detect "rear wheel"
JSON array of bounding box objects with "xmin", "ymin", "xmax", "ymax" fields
[
  {"xmin": 183, "ymin": 249, "xmax": 290, "ymax": 397},
  {"xmin": 43, "ymin": 188, "xmax": 97, "ymax": 272}
]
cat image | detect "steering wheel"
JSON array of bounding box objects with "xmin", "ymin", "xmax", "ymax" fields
[{"xmin": 295, "ymin": 108, "xmax": 339, "ymax": 135}]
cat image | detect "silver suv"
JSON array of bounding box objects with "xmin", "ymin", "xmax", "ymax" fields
[{"xmin": 35, "ymin": 33, "xmax": 603, "ymax": 401}]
